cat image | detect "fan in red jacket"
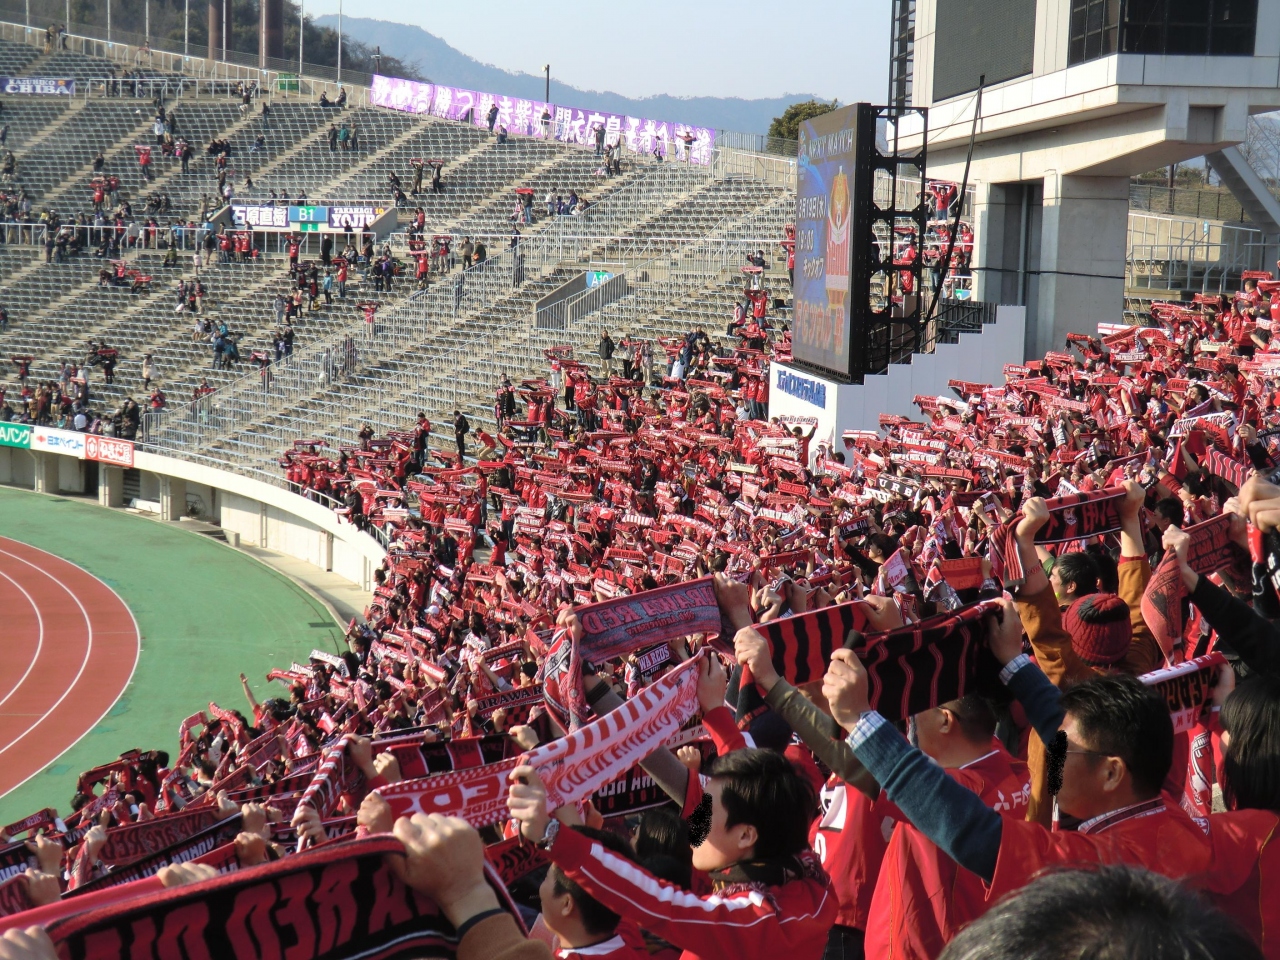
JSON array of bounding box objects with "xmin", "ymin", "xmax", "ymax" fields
[{"xmin": 509, "ymin": 749, "xmax": 837, "ymax": 960}]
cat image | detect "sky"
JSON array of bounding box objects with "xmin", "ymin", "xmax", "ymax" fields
[{"xmin": 301, "ymin": 0, "xmax": 890, "ymax": 104}]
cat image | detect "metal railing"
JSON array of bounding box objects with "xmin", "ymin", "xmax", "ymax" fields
[
  {"xmin": 923, "ymin": 298, "xmax": 998, "ymax": 352},
  {"xmin": 711, "ymin": 145, "xmax": 796, "ymax": 189},
  {"xmin": 713, "ymin": 130, "xmax": 798, "ymax": 158},
  {"xmin": 1126, "ymin": 211, "xmax": 1271, "ymax": 293},
  {"xmin": 535, "ymin": 235, "xmax": 774, "ymax": 335},
  {"xmin": 1239, "ymin": 113, "xmax": 1280, "ymax": 205}
]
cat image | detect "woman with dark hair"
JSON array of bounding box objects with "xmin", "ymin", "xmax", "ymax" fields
[{"xmin": 1196, "ymin": 673, "xmax": 1280, "ymax": 955}]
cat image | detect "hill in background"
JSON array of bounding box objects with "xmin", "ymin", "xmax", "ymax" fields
[{"xmin": 315, "ymin": 15, "xmax": 824, "ymax": 134}]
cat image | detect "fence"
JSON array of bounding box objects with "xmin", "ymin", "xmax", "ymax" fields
[
  {"xmin": 0, "ymin": 13, "xmax": 375, "ymax": 86},
  {"xmin": 1129, "ymin": 183, "xmax": 1249, "ymax": 223},
  {"xmin": 713, "ymin": 130, "xmax": 798, "ymax": 158}
]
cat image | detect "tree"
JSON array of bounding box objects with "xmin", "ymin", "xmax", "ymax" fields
[{"xmin": 768, "ymin": 100, "xmax": 840, "ymax": 144}]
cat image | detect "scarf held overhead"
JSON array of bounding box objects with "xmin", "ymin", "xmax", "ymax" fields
[
  {"xmin": 1140, "ymin": 516, "xmax": 1247, "ymax": 661},
  {"xmin": 989, "ymin": 488, "xmax": 1127, "ymax": 587},
  {"xmin": 749, "ymin": 599, "xmax": 1005, "ymax": 721},
  {"xmin": 378, "ymin": 652, "xmax": 707, "ymax": 826}
]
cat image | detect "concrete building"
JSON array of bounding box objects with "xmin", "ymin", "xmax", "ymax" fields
[{"xmin": 894, "ymin": 0, "xmax": 1280, "ymax": 359}]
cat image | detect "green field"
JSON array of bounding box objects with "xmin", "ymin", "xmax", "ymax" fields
[{"xmin": 0, "ymin": 488, "xmax": 344, "ymax": 823}]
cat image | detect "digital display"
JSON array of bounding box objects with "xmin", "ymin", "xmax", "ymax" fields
[{"xmin": 792, "ymin": 105, "xmax": 861, "ymax": 379}]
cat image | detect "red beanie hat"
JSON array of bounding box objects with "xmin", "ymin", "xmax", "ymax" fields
[{"xmin": 1063, "ymin": 593, "xmax": 1132, "ymax": 667}]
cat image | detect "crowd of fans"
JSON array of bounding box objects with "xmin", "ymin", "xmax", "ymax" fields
[{"xmin": 1, "ymin": 261, "xmax": 1280, "ymax": 960}]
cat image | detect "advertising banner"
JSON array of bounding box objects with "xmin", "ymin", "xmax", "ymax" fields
[
  {"xmin": 29, "ymin": 426, "xmax": 85, "ymax": 459},
  {"xmin": 370, "ymin": 74, "xmax": 714, "ymax": 164},
  {"xmin": 85, "ymin": 435, "xmax": 134, "ymax": 468},
  {"xmin": 231, "ymin": 205, "xmax": 290, "ymax": 229},
  {"xmin": 0, "ymin": 423, "xmax": 31, "ymax": 449},
  {"xmin": 328, "ymin": 206, "xmax": 386, "ymax": 230},
  {"xmin": 0, "ymin": 76, "xmax": 74, "ymax": 95},
  {"xmin": 793, "ymin": 105, "xmax": 860, "ymax": 378}
]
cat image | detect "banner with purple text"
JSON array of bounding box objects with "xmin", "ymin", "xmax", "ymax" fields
[{"xmin": 370, "ymin": 74, "xmax": 714, "ymax": 164}]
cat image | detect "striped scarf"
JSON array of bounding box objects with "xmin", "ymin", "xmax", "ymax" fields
[
  {"xmin": 989, "ymin": 488, "xmax": 1126, "ymax": 588},
  {"xmin": 750, "ymin": 599, "xmax": 1005, "ymax": 721}
]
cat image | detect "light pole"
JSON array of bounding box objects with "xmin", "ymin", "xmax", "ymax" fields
[
  {"xmin": 183, "ymin": 0, "xmax": 189, "ymax": 55},
  {"xmin": 221, "ymin": 0, "xmax": 227, "ymax": 62},
  {"xmin": 298, "ymin": 0, "xmax": 303, "ymax": 76},
  {"xmin": 336, "ymin": 0, "xmax": 342, "ymax": 84},
  {"xmin": 543, "ymin": 64, "xmax": 550, "ymax": 104},
  {"xmin": 144, "ymin": 0, "xmax": 149, "ymax": 41},
  {"xmin": 106, "ymin": 0, "xmax": 111, "ymax": 42}
]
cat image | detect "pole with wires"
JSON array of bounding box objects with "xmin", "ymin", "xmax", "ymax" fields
[{"xmin": 925, "ymin": 75, "xmax": 983, "ymax": 325}]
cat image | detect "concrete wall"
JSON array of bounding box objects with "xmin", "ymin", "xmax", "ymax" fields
[
  {"xmin": 769, "ymin": 305, "xmax": 1027, "ymax": 454},
  {"xmin": 0, "ymin": 446, "xmax": 384, "ymax": 590}
]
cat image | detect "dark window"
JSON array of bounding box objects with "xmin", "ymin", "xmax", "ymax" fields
[
  {"xmin": 889, "ymin": 0, "xmax": 916, "ymax": 111},
  {"xmin": 1072, "ymin": 0, "xmax": 1258, "ymax": 63},
  {"xmin": 1068, "ymin": 0, "xmax": 1122, "ymax": 64}
]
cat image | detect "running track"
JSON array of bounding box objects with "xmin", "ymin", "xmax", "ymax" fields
[{"xmin": 0, "ymin": 537, "xmax": 140, "ymax": 802}]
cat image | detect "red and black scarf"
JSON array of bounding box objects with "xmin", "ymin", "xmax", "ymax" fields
[
  {"xmin": 746, "ymin": 599, "xmax": 1004, "ymax": 721},
  {"xmin": 989, "ymin": 488, "xmax": 1126, "ymax": 588},
  {"xmin": 32, "ymin": 836, "xmax": 523, "ymax": 960}
]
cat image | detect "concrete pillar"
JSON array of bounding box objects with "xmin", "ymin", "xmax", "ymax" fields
[
  {"xmin": 32, "ymin": 452, "xmax": 57, "ymax": 495},
  {"xmin": 971, "ymin": 181, "xmax": 1009, "ymax": 306},
  {"xmin": 0, "ymin": 447, "xmax": 12, "ymax": 485},
  {"xmin": 1033, "ymin": 171, "xmax": 1129, "ymax": 360},
  {"xmin": 259, "ymin": 0, "xmax": 284, "ymax": 65},
  {"xmin": 324, "ymin": 531, "xmax": 334, "ymax": 572},
  {"xmin": 160, "ymin": 476, "xmax": 187, "ymax": 521},
  {"xmin": 99, "ymin": 466, "xmax": 124, "ymax": 508},
  {"xmin": 58, "ymin": 457, "xmax": 85, "ymax": 494},
  {"xmin": 207, "ymin": 1, "xmax": 222, "ymax": 59}
]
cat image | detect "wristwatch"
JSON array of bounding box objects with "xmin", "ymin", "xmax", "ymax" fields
[{"xmin": 536, "ymin": 818, "xmax": 560, "ymax": 850}]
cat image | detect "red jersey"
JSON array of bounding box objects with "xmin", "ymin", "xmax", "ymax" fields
[
  {"xmin": 987, "ymin": 798, "xmax": 1213, "ymax": 904},
  {"xmin": 548, "ymin": 827, "xmax": 836, "ymax": 960},
  {"xmin": 1203, "ymin": 809, "xmax": 1280, "ymax": 959},
  {"xmin": 866, "ymin": 745, "xmax": 1029, "ymax": 960},
  {"xmin": 811, "ymin": 779, "xmax": 892, "ymax": 930}
]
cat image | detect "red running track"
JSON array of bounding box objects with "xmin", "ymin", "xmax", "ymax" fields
[{"xmin": 0, "ymin": 537, "xmax": 139, "ymax": 801}]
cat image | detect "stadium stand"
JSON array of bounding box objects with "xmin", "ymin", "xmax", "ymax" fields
[{"xmin": 5, "ymin": 25, "xmax": 1279, "ymax": 960}]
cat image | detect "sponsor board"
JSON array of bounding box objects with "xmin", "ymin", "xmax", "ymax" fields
[
  {"xmin": 85, "ymin": 435, "xmax": 134, "ymax": 467},
  {"xmin": 29, "ymin": 426, "xmax": 85, "ymax": 458},
  {"xmin": 0, "ymin": 423, "xmax": 31, "ymax": 449}
]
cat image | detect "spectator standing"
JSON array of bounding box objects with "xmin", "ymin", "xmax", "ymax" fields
[
  {"xmin": 453, "ymin": 409, "xmax": 470, "ymax": 461},
  {"xmin": 141, "ymin": 353, "xmax": 155, "ymax": 389},
  {"xmin": 598, "ymin": 329, "xmax": 615, "ymax": 378}
]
